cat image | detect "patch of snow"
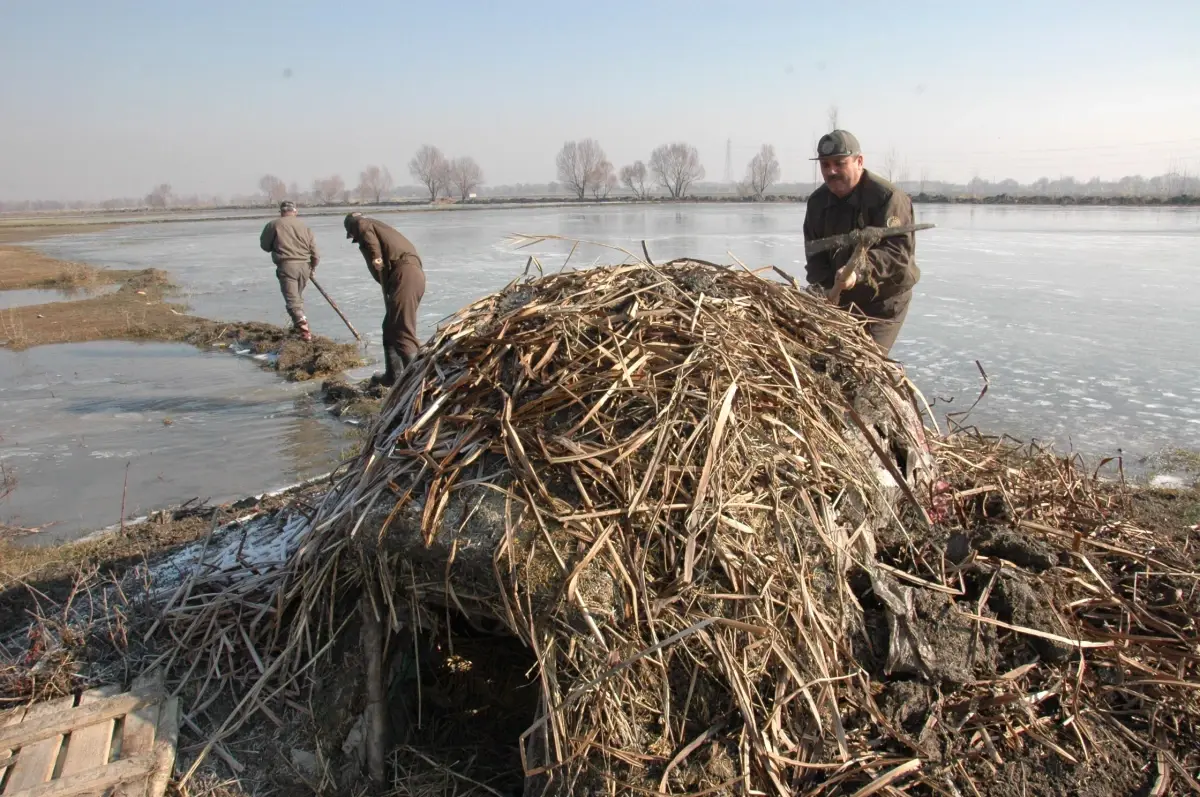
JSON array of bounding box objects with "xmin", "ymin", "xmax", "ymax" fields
[
  {"xmin": 153, "ymin": 511, "xmax": 311, "ymax": 594},
  {"xmin": 1150, "ymin": 474, "xmax": 1188, "ymax": 489}
]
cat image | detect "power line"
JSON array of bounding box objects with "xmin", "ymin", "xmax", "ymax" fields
[{"xmin": 727, "ymin": 136, "xmax": 1200, "ymax": 158}]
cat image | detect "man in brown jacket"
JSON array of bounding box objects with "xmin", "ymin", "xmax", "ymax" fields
[
  {"xmin": 344, "ymin": 213, "xmax": 426, "ymax": 386},
  {"xmin": 259, "ymin": 200, "xmax": 319, "ymax": 341},
  {"xmin": 803, "ymin": 130, "xmax": 919, "ymax": 355}
]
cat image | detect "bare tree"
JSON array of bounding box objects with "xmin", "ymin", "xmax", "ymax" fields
[
  {"xmin": 619, "ymin": 161, "xmax": 650, "ymax": 199},
  {"xmin": 556, "ymin": 139, "xmax": 607, "ymax": 199},
  {"xmin": 589, "ymin": 160, "xmax": 616, "ymax": 199},
  {"xmin": 357, "ymin": 165, "xmax": 394, "ymax": 203},
  {"xmin": 745, "ymin": 144, "xmax": 781, "ymax": 199},
  {"xmin": 409, "ymin": 146, "xmax": 450, "ymax": 201},
  {"xmin": 144, "ymin": 183, "xmax": 172, "ymax": 209},
  {"xmin": 649, "ymin": 142, "xmax": 706, "ymax": 199},
  {"xmin": 918, "ymin": 168, "xmax": 929, "ymax": 195},
  {"xmin": 881, "ymin": 148, "xmax": 899, "ymax": 182},
  {"xmin": 827, "ymin": 104, "xmax": 839, "ymax": 130},
  {"xmin": 259, "ymin": 174, "xmax": 287, "ymax": 205},
  {"xmin": 312, "ymin": 175, "xmax": 345, "ymax": 204},
  {"xmin": 447, "ymin": 156, "xmax": 484, "ymax": 201}
]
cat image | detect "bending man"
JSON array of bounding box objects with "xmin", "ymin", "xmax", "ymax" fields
[
  {"xmin": 259, "ymin": 200, "xmax": 319, "ymax": 341},
  {"xmin": 344, "ymin": 212, "xmax": 426, "ymax": 386},
  {"xmin": 803, "ymin": 130, "xmax": 919, "ymax": 355}
]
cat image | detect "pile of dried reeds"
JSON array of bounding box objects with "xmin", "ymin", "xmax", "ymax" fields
[
  {"xmin": 161, "ymin": 249, "xmax": 1198, "ymax": 795},
  {"xmin": 180, "ymin": 251, "xmax": 933, "ymax": 791}
]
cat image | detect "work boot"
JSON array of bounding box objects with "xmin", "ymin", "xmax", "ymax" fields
[
  {"xmin": 369, "ymin": 346, "xmax": 403, "ymax": 388},
  {"xmin": 294, "ymin": 317, "xmax": 312, "ymax": 342},
  {"xmin": 381, "ymin": 346, "xmax": 407, "ymax": 387}
]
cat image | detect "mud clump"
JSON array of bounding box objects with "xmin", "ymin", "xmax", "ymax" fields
[
  {"xmin": 975, "ymin": 526, "xmax": 1058, "ymax": 571},
  {"xmin": 189, "ymin": 321, "xmax": 365, "ymax": 381},
  {"xmin": 879, "ymin": 680, "xmax": 933, "ymax": 730},
  {"xmin": 990, "ymin": 571, "xmax": 1074, "ymax": 662},
  {"xmin": 277, "ymin": 339, "xmax": 360, "ymax": 381},
  {"xmin": 319, "ymin": 376, "xmax": 385, "ymax": 420},
  {"xmin": 116, "ymin": 267, "xmax": 172, "ymax": 295}
]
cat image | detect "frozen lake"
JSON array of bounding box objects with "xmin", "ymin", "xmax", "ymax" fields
[
  {"xmin": 0, "ymin": 341, "xmax": 360, "ymax": 544},
  {"xmin": 4, "ymin": 203, "xmax": 1199, "ymax": 539}
]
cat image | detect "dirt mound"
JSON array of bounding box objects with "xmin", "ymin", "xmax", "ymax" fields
[{"xmin": 116, "ymin": 267, "xmax": 173, "ymax": 295}]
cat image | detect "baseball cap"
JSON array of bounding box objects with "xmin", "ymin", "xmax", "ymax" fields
[
  {"xmin": 811, "ymin": 130, "xmax": 862, "ymax": 160},
  {"xmin": 279, "ymin": 200, "xmax": 297, "ymax": 212},
  {"xmin": 344, "ymin": 212, "xmax": 363, "ymax": 239}
]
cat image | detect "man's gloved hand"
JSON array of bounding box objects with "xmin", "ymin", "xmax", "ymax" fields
[
  {"xmin": 834, "ymin": 261, "xmax": 858, "ymax": 289},
  {"xmin": 828, "ymin": 262, "xmax": 860, "ymax": 305}
]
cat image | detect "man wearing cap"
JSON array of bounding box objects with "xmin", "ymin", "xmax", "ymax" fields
[
  {"xmin": 259, "ymin": 200, "xmax": 319, "ymax": 341},
  {"xmin": 344, "ymin": 212, "xmax": 426, "ymax": 387},
  {"xmin": 804, "ymin": 130, "xmax": 919, "ymax": 355}
]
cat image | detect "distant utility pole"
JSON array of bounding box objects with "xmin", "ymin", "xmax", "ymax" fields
[
  {"xmin": 811, "ymin": 133, "xmax": 819, "ymax": 186},
  {"xmin": 724, "ymin": 138, "xmax": 733, "ymax": 184}
]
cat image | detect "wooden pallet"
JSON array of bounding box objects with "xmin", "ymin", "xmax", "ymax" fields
[{"xmin": 0, "ymin": 670, "xmax": 178, "ymax": 797}]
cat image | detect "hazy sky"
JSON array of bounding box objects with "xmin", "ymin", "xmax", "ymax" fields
[{"xmin": 3, "ymin": 0, "xmax": 1199, "ymax": 201}]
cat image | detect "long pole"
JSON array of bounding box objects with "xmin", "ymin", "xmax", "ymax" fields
[{"xmin": 309, "ymin": 275, "xmax": 363, "ymax": 342}]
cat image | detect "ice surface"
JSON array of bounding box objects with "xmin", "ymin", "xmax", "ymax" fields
[{"xmin": 0, "ymin": 341, "xmax": 357, "ymax": 542}]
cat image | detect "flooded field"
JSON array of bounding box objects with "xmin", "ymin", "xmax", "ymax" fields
[
  {"xmin": 0, "ymin": 341, "xmax": 362, "ymax": 543},
  {"xmin": 4, "ymin": 203, "xmax": 1199, "ymax": 539}
]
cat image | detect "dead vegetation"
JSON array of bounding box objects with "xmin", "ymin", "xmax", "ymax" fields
[
  {"xmin": 36, "ymin": 260, "xmax": 104, "ymax": 292},
  {"xmin": 0, "ymin": 243, "xmax": 137, "ymax": 291}
]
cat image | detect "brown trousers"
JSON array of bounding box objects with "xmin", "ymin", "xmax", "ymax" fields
[
  {"xmin": 381, "ymin": 256, "xmax": 426, "ymax": 358},
  {"xmin": 276, "ymin": 261, "xmax": 311, "ymax": 326},
  {"xmin": 846, "ymin": 290, "xmax": 912, "ymax": 355}
]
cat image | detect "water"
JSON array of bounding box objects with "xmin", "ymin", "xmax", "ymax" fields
[
  {"xmin": 0, "ymin": 341, "xmax": 359, "ymax": 543},
  {"xmin": 9, "ymin": 204, "xmax": 1199, "ymax": 538},
  {"xmin": 0, "ymin": 285, "xmax": 118, "ymax": 310}
]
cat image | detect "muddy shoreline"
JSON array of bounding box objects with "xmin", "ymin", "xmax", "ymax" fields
[{"xmin": 0, "ymin": 242, "xmax": 365, "ymax": 379}]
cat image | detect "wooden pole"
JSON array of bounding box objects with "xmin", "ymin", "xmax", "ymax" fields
[
  {"xmin": 311, "ymin": 276, "xmax": 364, "ymax": 342},
  {"xmin": 361, "ymin": 578, "xmax": 388, "ymax": 785}
]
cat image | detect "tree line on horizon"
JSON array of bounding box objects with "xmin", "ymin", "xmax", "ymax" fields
[
  {"xmin": 4, "ymin": 144, "xmax": 1200, "ymax": 211},
  {"xmin": 550, "ymin": 139, "xmax": 780, "ymax": 201}
]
